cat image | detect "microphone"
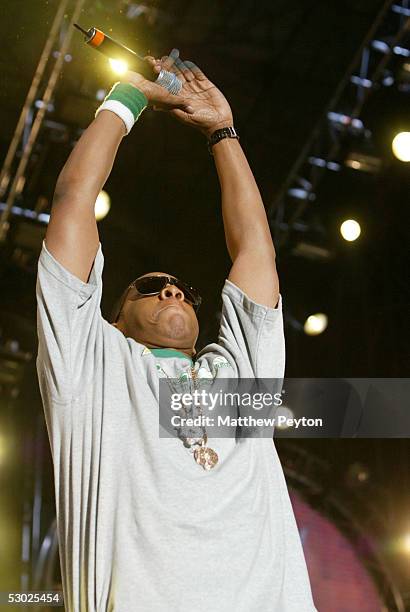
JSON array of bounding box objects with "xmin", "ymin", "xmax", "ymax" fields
[{"xmin": 73, "ymin": 24, "xmax": 182, "ymax": 94}]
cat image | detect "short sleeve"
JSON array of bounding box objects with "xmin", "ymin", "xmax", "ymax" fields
[
  {"xmin": 36, "ymin": 240, "xmax": 104, "ymax": 402},
  {"xmin": 216, "ymin": 279, "xmax": 286, "ymax": 378}
]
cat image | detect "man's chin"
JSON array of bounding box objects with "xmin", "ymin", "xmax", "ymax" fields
[{"xmin": 161, "ymin": 311, "xmax": 190, "ymax": 341}]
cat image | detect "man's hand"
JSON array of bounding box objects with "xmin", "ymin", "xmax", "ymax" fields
[
  {"xmin": 122, "ymin": 49, "xmax": 194, "ymax": 114},
  {"xmin": 152, "ymin": 53, "xmax": 234, "ymax": 138}
]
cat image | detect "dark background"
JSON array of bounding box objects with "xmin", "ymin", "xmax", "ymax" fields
[{"xmin": 0, "ymin": 0, "xmax": 409, "ymax": 609}]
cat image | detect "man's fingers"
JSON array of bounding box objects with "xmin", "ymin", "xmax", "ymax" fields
[
  {"xmin": 161, "ymin": 48, "xmax": 179, "ymax": 70},
  {"xmin": 175, "ymin": 58, "xmax": 195, "ymax": 82},
  {"xmin": 184, "ymin": 60, "xmax": 207, "ymax": 81},
  {"xmin": 144, "ymin": 52, "xmax": 207, "ymax": 83},
  {"xmin": 144, "ymin": 55, "xmax": 162, "ymax": 74},
  {"xmin": 172, "ymin": 57, "xmax": 187, "ymax": 83},
  {"xmin": 157, "ymin": 55, "xmax": 187, "ymax": 85}
]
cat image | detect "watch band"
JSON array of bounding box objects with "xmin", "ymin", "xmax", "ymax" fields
[{"xmin": 207, "ymin": 126, "xmax": 239, "ymax": 155}]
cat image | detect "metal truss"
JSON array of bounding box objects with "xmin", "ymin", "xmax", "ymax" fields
[
  {"xmin": 0, "ymin": 0, "xmax": 87, "ymax": 243},
  {"xmin": 270, "ymin": 0, "xmax": 410, "ymax": 251},
  {"xmin": 0, "ymin": 0, "xmax": 89, "ymax": 596}
]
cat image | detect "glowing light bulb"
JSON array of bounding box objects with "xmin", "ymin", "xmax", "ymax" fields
[
  {"xmin": 0, "ymin": 431, "xmax": 10, "ymax": 467},
  {"xmin": 401, "ymin": 533, "xmax": 410, "ymax": 554},
  {"xmin": 275, "ymin": 406, "xmax": 294, "ymax": 430},
  {"xmin": 109, "ymin": 58, "xmax": 128, "ymax": 75},
  {"xmin": 340, "ymin": 219, "xmax": 361, "ymax": 242},
  {"xmin": 95, "ymin": 191, "xmax": 111, "ymax": 221},
  {"xmin": 304, "ymin": 313, "xmax": 328, "ymax": 336},
  {"xmin": 392, "ymin": 131, "xmax": 410, "ymax": 162}
]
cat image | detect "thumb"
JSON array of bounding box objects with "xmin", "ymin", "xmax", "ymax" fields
[
  {"xmin": 171, "ymin": 109, "xmax": 188, "ymax": 120},
  {"xmin": 161, "ymin": 93, "xmax": 194, "ymax": 114},
  {"xmin": 165, "ymin": 108, "xmax": 194, "ymax": 124},
  {"xmin": 177, "ymin": 101, "xmax": 194, "ymax": 114},
  {"xmin": 152, "ymin": 103, "xmax": 193, "ymax": 115}
]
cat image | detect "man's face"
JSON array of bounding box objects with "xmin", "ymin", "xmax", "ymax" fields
[{"xmin": 113, "ymin": 272, "xmax": 200, "ymax": 352}]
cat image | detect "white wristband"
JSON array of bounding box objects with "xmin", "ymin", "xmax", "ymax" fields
[{"xmin": 95, "ymin": 99, "xmax": 135, "ymax": 134}]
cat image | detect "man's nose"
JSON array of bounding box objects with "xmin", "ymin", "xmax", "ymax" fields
[{"xmin": 159, "ymin": 284, "xmax": 185, "ymax": 302}]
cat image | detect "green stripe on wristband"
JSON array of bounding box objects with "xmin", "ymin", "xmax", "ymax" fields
[{"xmin": 105, "ymin": 82, "xmax": 148, "ymax": 120}]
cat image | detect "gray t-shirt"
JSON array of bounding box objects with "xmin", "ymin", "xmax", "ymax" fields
[{"xmin": 36, "ymin": 240, "xmax": 317, "ymax": 612}]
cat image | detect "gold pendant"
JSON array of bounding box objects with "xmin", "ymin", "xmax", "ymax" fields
[
  {"xmin": 184, "ymin": 431, "xmax": 207, "ymax": 451},
  {"xmin": 194, "ymin": 446, "xmax": 219, "ymax": 470},
  {"xmin": 185, "ymin": 437, "xmax": 203, "ymax": 452}
]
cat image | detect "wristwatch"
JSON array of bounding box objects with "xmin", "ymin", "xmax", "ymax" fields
[{"xmin": 207, "ymin": 126, "xmax": 239, "ymax": 155}]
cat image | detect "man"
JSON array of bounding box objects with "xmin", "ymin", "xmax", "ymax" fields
[{"xmin": 36, "ymin": 49, "xmax": 317, "ymax": 611}]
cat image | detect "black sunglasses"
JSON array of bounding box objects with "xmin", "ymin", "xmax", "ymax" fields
[{"xmin": 112, "ymin": 275, "xmax": 202, "ymax": 323}]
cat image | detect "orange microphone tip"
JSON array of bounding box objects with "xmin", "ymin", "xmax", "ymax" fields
[{"xmin": 88, "ymin": 29, "xmax": 105, "ymax": 48}]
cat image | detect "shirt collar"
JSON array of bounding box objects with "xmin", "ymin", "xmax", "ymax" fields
[{"xmin": 149, "ymin": 348, "xmax": 193, "ymax": 362}]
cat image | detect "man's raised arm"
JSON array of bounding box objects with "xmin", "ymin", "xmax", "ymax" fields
[
  {"xmin": 45, "ymin": 51, "xmax": 193, "ymax": 283},
  {"xmin": 211, "ymin": 137, "xmax": 279, "ymax": 308},
  {"xmin": 46, "ymin": 111, "xmax": 126, "ymax": 283},
  {"xmin": 160, "ymin": 56, "xmax": 279, "ymax": 308}
]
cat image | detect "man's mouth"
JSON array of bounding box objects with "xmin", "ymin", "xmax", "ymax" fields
[{"xmin": 157, "ymin": 301, "xmax": 184, "ymax": 314}]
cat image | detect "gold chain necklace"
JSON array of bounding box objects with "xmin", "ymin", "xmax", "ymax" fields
[
  {"xmin": 190, "ymin": 366, "xmax": 219, "ymax": 471},
  {"xmin": 158, "ymin": 361, "xmax": 219, "ymax": 470}
]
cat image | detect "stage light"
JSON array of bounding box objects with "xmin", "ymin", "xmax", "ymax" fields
[
  {"xmin": 392, "ymin": 131, "xmax": 410, "ymax": 161},
  {"xmin": 287, "ymin": 188, "xmax": 316, "ymax": 202},
  {"xmin": 308, "ymin": 156, "xmax": 341, "ymax": 172},
  {"xmin": 340, "ymin": 219, "xmax": 361, "ymax": 242},
  {"xmin": 304, "ymin": 313, "xmax": 328, "ymax": 336},
  {"xmin": 345, "ymin": 462, "xmax": 370, "ymax": 487},
  {"xmin": 0, "ymin": 432, "xmax": 6, "ymax": 466},
  {"xmin": 327, "ymin": 112, "xmax": 364, "ymax": 131},
  {"xmin": 96, "ymin": 89, "xmax": 107, "ymax": 101},
  {"xmin": 382, "ymin": 73, "xmax": 394, "ymax": 87},
  {"xmin": 393, "ymin": 45, "xmax": 410, "ymax": 57},
  {"xmin": 402, "ymin": 533, "xmax": 410, "ymax": 554},
  {"xmin": 371, "ymin": 39, "xmax": 390, "ymax": 54},
  {"xmin": 275, "ymin": 405, "xmax": 294, "ymax": 429},
  {"xmin": 345, "ymin": 152, "xmax": 382, "ymax": 174},
  {"xmin": 292, "ymin": 242, "xmax": 332, "ymax": 261},
  {"xmin": 109, "ymin": 58, "xmax": 128, "ymax": 75},
  {"xmin": 94, "ymin": 191, "xmax": 111, "ymax": 221}
]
